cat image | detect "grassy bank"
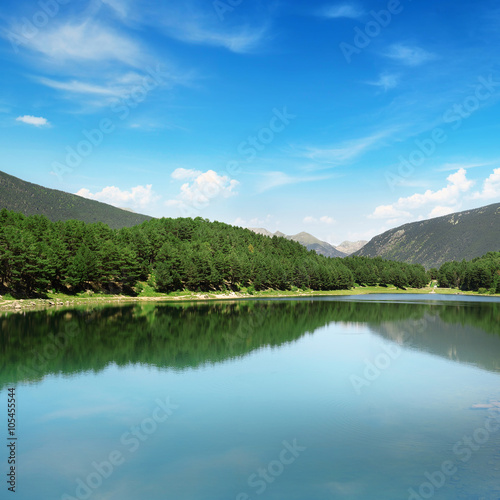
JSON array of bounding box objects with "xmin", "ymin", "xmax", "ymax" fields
[{"xmin": 1, "ymin": 282, "xmax": 498, "ymax": 314}]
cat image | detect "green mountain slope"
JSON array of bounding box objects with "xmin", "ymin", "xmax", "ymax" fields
[
  {"xmin": 354, "ymin": 203, "xmax": 500, "ymax": 268},
  {"xmin": 0, "ymin": 170, "xmax": 152, "ymax": 229}
]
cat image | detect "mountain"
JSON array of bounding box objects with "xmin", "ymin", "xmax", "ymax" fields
[
  {"xmin": 0, "ymin": 170, "xmax": 152, "ymax": 229},
  {"xmin": 354, "ymin": 203, "xmax": 500, "ymax": 268},
  {"xmin": 335, "ymin": 240, "xmax": 367, "ymax": 255},
  {"xmin": 288, "ymin": 232, "xmax": 347, "ymax": 258},
  {"xmin": 248, "ymin": 228, "xmax": 347, "ymax": 258},
  {"xmin": 249, "ymin": 227, "xmax": 275, "ymax": 238}
]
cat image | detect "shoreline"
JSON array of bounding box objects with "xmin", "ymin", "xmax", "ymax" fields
[{"xmin": 1, "ymin": 285, "xmax": 498, "ymax": 314}]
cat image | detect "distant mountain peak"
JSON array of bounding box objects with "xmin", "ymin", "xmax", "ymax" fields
[
  {"xmin": 335, "ymin": 240, "xmax": 368, "ymax": 255},
  {"xmin": 248, "ymin": 228, "xmax": 347, "ymax": 258}
]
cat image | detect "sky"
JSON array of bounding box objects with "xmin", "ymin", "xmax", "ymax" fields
[{"xmin": 1, "ymin": 0, "xmax": 500, "ymax": 245}]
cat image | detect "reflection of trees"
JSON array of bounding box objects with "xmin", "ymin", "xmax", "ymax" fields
[{"xmin": 1, "ymin": 299, "xmax": 499, "ymax": 389}]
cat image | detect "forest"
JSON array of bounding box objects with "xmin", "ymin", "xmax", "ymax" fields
[
  {"xmin": 436, "ymin": 251, "xmax": 500, "ymax": 293},
  {"xmin": 0, "ymin": 209, "xmax": 435, "ymax": 297}
]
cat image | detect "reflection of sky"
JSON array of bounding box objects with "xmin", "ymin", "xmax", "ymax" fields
[{"xmin": 3, "ymin": 319, "xmax": 500, "ymax": 500}]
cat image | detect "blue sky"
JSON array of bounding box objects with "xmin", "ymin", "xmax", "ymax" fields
[{"xmin": 1, "ymin": 0, "xmax": 500, "ymax": 244}]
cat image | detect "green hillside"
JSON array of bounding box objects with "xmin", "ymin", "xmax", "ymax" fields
[
  {"xmin": 354, "ymin": 203, "xmax": 500, "ymax": 268},
  {"xmin": 0, "ymin": 170, "xmax": 152, "ymax": 229}
]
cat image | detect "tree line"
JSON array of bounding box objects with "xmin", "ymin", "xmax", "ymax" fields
[
  {"xmin": 0, "ymin": 208, "xmax": 444, "ymax": 297},
  {"xmin": 343, "ymin": 255, "xmax": 429, "ymax": 289},
  {"xmin": 436, "ymin": 251, "xmax": 500, "ymax": 293}
]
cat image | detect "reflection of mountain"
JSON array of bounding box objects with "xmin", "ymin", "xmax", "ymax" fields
[
  {"xmin": 1, "ymin": 299, "xmax": 499, "ymax": 389},
  {"xmin": 371, "ymin": 312, "xmax": 500, "ymax": 373}
]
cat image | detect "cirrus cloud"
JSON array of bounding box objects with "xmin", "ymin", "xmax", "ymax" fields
[
  {"xmin": 384, "ymin": 44, "xmax": 437, "ymax": 66},
  {"xmin": 365, "ymin": 73, "xmax": 400, "ymax": 92},
  {"xmin": 20, "ymin": 20, "xmax": 143, "ymax": 67},
  {"xmin": 319, "ymin": 3, "xmax": 364, "ymax": 19}
]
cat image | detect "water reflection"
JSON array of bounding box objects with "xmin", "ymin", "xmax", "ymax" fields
[
  {"xmin": 1, "ymin": 297, "xmax": 500, "ymax": 390},
  {"xmin": 2, "ymin": 296, "xmax": 500, "ymax": 500}
]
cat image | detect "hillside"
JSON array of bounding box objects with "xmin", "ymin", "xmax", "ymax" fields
[
  {"xmin": 354, "ymin": 203, "xmax": 500, "ymax": 268},
  {"xmin": 0, "ymin": 170, "xmax": 152, "ymax": 229},
  {"xmin": 249, "ymin": 228, "xmax": 347, "ymax": 258}
]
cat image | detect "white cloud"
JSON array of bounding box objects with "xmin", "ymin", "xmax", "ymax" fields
[
  {"xmin": 3, "ymin": 5, "xmax": 193, "ymax": 111},
  {"xmin": 234, "ymin": 214, "xmax": 277, "ymax": 228},
  {"xmin": 369, "ymin": 206, "xmax": 411, "ymax": 220},
  {"xmin": 400, "ymin": 169, "xmax": 474, "ymax": 209},
  {"xmin": 428, "ymin": 205, "xmax": 457, "ymax": 218},
  {"xmin": 304, "ymin": 215, "xmax": 336, "ymax": 225},
  {"xmin": 320, "ymin": 4, "xmax": 364, "ymax": 19},
  {"xmin": 258, "ymin": 171, "xmax": 329, "ymax": 192},
  {"xmin": 258, "ymin": 171, "xmax": 297, "ymax": 191},
  {"xmin": 16, "ymin": 115, "xmax": 49, "ymax": 127},
  {"xmin": 169, "ymin": 24, "xmax": 268, "ymax": 53},
  {"xmin": 320, "ymin": 216, "xmax": 334, "ymax": 224},
  {"xmin": 384, "ymin": 44, "xmax": 436, "ymax": 66},
  {"xmin": 171, "ymin": 168, "xmax": 202, "ymax": 180},
  {"xmin": 101, "ymin": 0, "xmax": 131, "ymax": 19},
  {"xmin": 21, "ymin": 20, "xmax": 143, "ymax": 67},
  {"xmin": 166, "ymin": 170, "xmax": 239, "ymax": 209},
  {"xmin": 296, "ymin": 130, "xmax": 394, "ymax": 166},
  {"xmin": 366, "ymin": 73, "xmax": 400, "ymax": 91},
  {"xmin": 150, "ymin": 4, "xmax": 268, "ymax": 54},
  {"xmin": 76, "ymin": 184, "xmax": 159, "ymax": 209},
  {"xmin": 471, "ymin": 168, "xmax": 500, "ymax": 200},
  {"xmin": 37, "ymin": 65, "xmax": 190, "ymax": 109},
  {"xmin": 370, "ymin": 168, "xmax": 475, "ymax": 221},
  {"xmin": 38, "ymin": 78, "xmax": 122, "ymax": 97}
]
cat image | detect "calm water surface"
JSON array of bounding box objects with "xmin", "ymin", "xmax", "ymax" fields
[{"xmin": 1, "ymin": 295, "xmax": 500, "ymax": 500}]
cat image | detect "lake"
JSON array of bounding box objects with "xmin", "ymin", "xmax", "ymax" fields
[{"xmin": 1, "ymin": 294, "xmax": 500, "ymax": 500}]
